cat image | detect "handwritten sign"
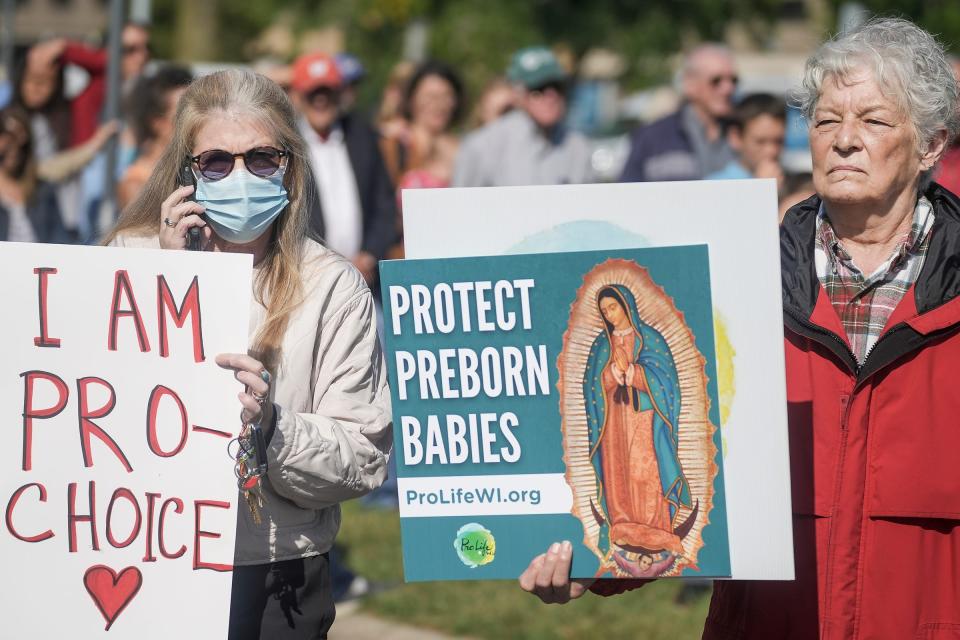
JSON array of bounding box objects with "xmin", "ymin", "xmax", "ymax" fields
[{"xmin": 0, "ymin": 242, "xmax": 252, "ymax": 638}]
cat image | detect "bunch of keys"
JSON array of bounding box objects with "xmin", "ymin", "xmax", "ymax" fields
[{"xmin": 233, "ymin": 423, "xmax": 268, "ymax": 524}]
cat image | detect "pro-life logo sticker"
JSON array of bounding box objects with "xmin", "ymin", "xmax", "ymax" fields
[{"xmin": 454, "ymin": 523, "xmax": 496, "ymax": 568}]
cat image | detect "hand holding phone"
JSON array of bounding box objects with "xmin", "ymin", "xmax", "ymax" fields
[
  {"xmin": 157, "ymin": 167, "xmax": 207, "ymax": 251},
  {"xmin": 180, "ymin": 165, "xmax": 203, "ymax": 251}
]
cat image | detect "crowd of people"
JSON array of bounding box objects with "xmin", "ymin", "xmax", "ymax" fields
[
  {"xmin": 7, "ymin": 14, "xmax": 960, "ymax": 640},
  {"xmin": 5, "ymin": 24, "xmax": 886, "ymax": 259}
]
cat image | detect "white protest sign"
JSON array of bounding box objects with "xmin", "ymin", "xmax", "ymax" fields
[
  {"xmin": 0, "ymin": 242, "xmax": 252, "ymax": 638},
  {"xmin": 402, "ymin": 180, "xmax": 793, "ymax": 580}
]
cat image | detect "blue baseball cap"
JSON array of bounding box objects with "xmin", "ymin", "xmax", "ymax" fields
[{"xmin": 335, "ymin": 53, "xmax": 366, "ymax": 86}]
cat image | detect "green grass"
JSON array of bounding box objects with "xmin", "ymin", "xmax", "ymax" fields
[{"xmin": 337, "ymin": 501, "xmax": 712, "ymax": 639}]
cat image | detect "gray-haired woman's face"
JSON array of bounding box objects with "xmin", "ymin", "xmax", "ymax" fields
[{"xmin": 810, "ymin": 69, "xmax": 935, "ymax": 211}]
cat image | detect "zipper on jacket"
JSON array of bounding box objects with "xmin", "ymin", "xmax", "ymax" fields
[
  {"xmin": 788, "ymin": 310, "xmax": 922, "ymax": 389},
  {"xmin": 839, "ymin": 394, "xmax": 851, "ymax": 431},
  {"xmin": 853, "ymin": 322, "xmax": 910, "ymax": 390}
]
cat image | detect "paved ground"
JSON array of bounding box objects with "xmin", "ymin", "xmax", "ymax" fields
[{"xmin": 329, "ymin": 601, "xmax": 471, "ymax": 640}]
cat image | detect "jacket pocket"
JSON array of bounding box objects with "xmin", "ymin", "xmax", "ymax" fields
[{"xmin": 866, "ymin": 389, "xmax": 960, "ymax": 519}]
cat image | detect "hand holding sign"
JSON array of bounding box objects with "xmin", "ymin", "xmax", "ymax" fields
[{"xmin": 518, "ymin": 541, "xmax": 593, "ymax": 604}]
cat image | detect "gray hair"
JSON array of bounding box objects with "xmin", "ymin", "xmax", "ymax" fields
[
  {"xmin": 680, "ymin": 43, "xmax": 734, "ymax": 78},
  {"xmin": 796, "ymin": 17, "xmax": 959, "ymax": 186},
  {"xmin": 674, "ymin": 42, "xmax": 734, "ymax": 94}
]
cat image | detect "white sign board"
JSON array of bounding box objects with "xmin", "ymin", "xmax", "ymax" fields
[
  {"xmin": 0, "ymin": 242, "xmax": 252, "ymax": 637},
  {"xmin": 402, "ymin": 180, "xmax": 793, "ymax": 580}
]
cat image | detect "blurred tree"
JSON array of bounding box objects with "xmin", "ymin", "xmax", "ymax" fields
[
  {"xmin": 148, "ymin": 0, "xmax": 785, "ymax": 110},
  {"xmin": 828, "ymin": 0, "xmax": 960, "ymax": 48},
  {"xmin": 174, "ymin": 0, "xmax": 218, "ymax": 62}
]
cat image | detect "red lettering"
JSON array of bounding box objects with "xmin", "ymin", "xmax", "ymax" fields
[
  {"xmin": 158, "ymin": 498, "xmax": 186, "ymax": 559},
  {"xmin": 68, "ymin": 481, "xmax": 100, "ymax": 552},
  {"xmin": 20, "ymin": 370, "xmax": 69, "ymax": 471},
  {"xmin": 105, "ymin": 488, "xmax": 142, "ymax": 549},
  {"xmin": 108, "ymin": 270, "xmax": 151, "ymax": 353},
  {"xmin": 142, "ymin": 492, "xmax": 160, "ymax": 562},
  {"xmin": 76, "ymin": 377, "xmax": 132, "ymax": 472},
  {"xmin": 146, "ymin": 385, "xmax": 188, "ymax": 458},
  {"xmin": 33, "ymin": 267, "xmax": 61, "ymax": 347},
  {"xmin": 157, "ymin": 275, "xmax": 205, "ymax": 363},
  {"xmin": 193, "ymin": 500, "xmax": 232, "ymax": 572},
  {"xmin": 5, "ymin": 483, "xmax": 54, "ymax": 543}
]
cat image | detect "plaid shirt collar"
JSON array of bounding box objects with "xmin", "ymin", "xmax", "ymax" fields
[
  {"xmin": 815, "ymin": 196, "xmax": 933, "ymax": 284},
  {"xmin": 814, "ymin": 196, "xmax": 934, "ymax": 364}
]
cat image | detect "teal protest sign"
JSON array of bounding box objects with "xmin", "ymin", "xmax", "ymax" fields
[{"xmin": 380, "ymin": 246, "xmax": 729, "ymax": 581}]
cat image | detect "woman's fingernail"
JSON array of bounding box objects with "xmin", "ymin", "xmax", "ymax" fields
[
  {"xmin": 562, "ymin": 540, "xmax": 572, "ymax": 552},
  {"xmin": 549, "ymin": 542, "xmax": 561, "ymax": 554}
]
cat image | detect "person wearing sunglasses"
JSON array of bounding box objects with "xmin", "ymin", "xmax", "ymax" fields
[
  {"xmin": 620, "ymin": 43, "xmax": 738, "ymax": 183},
  {"xmin": 104, "ymin": 68, "xmax": 392, "ymax": 640},
  {"xmin": 120, "ymin": 22, "xmax": 152, "ymax": 90},
  {"xmin": 452, "ymin": 46, "xmax": 594, "ymax": 188}
]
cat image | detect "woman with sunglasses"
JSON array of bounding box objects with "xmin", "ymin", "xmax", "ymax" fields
[{"xmin": 104, "ymin": 68, "xmax": 392, "ymax": 640}]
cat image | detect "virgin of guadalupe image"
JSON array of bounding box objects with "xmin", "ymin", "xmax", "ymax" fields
[
  {"xmin": 584, "ymin": 285, "xmax": 693, "ymax": 558},
  {"xmin": 558, "ymin": 259, "xmax": 721, "ymax": 578}
]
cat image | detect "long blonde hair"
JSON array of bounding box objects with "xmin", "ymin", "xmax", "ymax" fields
[{"xmin": 104, "ymin": 68, "xmax": 319, "ymax": 369}]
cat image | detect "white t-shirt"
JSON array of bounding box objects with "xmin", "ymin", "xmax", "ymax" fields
[
  {"xmin": 300, "ymin": 121, "xmax": 364, "ymax": 259},
  {"xmin": 1, "ymin": 195, "xmax": 38, "ymax": 243}
]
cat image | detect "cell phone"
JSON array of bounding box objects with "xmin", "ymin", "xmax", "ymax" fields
[{"xmin": 180, "ymin": 164, "xmax": 202, "ymax": 251}]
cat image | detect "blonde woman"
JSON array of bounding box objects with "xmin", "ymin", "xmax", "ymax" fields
[{"xmin": 105, "ymin": 68, "xmax": 392, "ymax": 639}]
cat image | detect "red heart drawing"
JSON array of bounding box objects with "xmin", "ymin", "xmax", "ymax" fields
[{"xmin": 83, "ymin": 565, "xmax": 143, "ymax": 630}]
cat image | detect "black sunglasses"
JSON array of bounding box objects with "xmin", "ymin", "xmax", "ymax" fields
[
  {"xmin": 190, "ymin": 146, "xmax": 288, "ymax": 181},
  {"xmin": 122, "ymin": 43, "xmax": 151, "ymax": 56},
  {"xmin": 306, "ymin": 87, "xmax": 339, "ymax": 108},
  {"xmin": 709, "ymin": 74, "xmax": 739, "ymax": 88},
  {"xmin": 529, "ymin": 81, "xmax": 566, "ymax": 97}
]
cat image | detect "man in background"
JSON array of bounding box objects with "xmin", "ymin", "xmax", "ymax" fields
[
  {"xmin": 620, "ymin": 44, "xmax": 737, "ymax": 182},
  {"xmin": 452, "ymin": 46, "xmax": 593, "ymax": 187},
  {"xmin": 290, "ymin": 52, "xmax": 396, "ymax": 286}
]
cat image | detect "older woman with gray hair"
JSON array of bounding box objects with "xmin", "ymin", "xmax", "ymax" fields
[{"xmin": 520, "ymin": 17, "xmax": 960, "ymax": 639}]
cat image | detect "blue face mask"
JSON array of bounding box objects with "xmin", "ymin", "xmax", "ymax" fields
[{"xmin": 194, "ymin": 166, "xmax": 289, "ymax": 244}]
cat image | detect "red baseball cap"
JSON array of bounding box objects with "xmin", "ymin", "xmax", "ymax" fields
[{"xmin": 291, "ymin": 52, "xmax": 342, "ymax": 93}]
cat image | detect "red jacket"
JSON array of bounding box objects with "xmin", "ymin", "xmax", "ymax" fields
[
  {"xmin": 594, "ymin": 184, "xmax": 960, "ymax": 639},
  {"xmin": 61, "ymin": 43, "xmax": 106, "ymax": 148}
]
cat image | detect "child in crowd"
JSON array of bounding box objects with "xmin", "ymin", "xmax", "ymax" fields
[{"xmin": 707, "ymin": 92, "xmax": 786, "ymax": 189}]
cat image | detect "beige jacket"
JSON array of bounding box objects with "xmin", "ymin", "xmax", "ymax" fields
[{"xmin": 110, "ymin": 235, "xmax": 392, "ymax": 565}]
